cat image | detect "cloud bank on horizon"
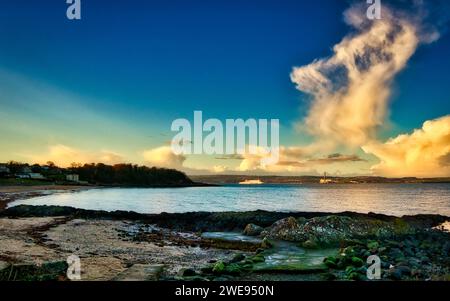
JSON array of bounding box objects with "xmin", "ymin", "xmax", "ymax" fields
[{"xmin": 363, "ymin": 115, "xmax": 450, "ymax": 177}]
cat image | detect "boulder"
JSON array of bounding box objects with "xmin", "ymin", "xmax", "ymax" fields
[
  {"xmin": 260, "ymin": 217, "xmax": 303, "ymax": 241},
  {"xmin": 242, "ymin": 224, "xmax": 263, "ymax": 236}
]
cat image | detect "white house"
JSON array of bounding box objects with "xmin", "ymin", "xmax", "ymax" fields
[{"xmin": 66, "ymin": 174, "xmax": 80, "ymax": 182}]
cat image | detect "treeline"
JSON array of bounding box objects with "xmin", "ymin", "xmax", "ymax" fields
[
  {"xmin": 1, "ymin": 161, "xmax": 195, "ymax": 187},
  {"xmin": 70, "ymin": 163, "xmax": 194, "ymax": 187}
]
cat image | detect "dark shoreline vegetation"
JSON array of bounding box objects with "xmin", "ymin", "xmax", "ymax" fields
[
  {"xmin": 0, "ymin": 205, "xmax": 449, "ymax": 281},
  {"xmin": 0, "ymin": 161, "xmax": 209, "ymax": 187}
]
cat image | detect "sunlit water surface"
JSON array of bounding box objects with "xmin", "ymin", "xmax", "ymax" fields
[{"xmin": 8, "ymin": 184, "xmax": 450, "ymax": 217}]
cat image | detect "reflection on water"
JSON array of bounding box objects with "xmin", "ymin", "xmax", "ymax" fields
[{"xmin": 8, "ymin": 184, "xmax": 450, "ymax": 217}]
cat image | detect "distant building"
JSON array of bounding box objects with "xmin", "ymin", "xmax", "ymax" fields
[
  {"xmin": 16, "ymin": 172, "xmax": 45, "ymax": 180},
  {"xmin": 20, "ymin": 166, "xmax": 32, "ymax": 174},
  {"xmin": 0, "ymin": 164, "xmax": 10, "ymax": 176},
  {"xmin": 29, "ymin": 173, "xmax": 45, "ymax": 180},
  {"xmin": 66, "ymin": 174, "xmax": 80, "ymax": 182}
]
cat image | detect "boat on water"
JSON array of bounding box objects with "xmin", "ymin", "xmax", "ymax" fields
[
  {"xmin": 320, "ymin": 172, "xmax": 333, "ymax": 184},
  {"xmin": 239, "ymin": 179, "xmax": 264, "ymax": 185}
]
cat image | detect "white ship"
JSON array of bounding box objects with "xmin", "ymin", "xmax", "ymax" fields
[{"xmin": 239, "ymin": 179, "xmax": 264, "ymax": 185}]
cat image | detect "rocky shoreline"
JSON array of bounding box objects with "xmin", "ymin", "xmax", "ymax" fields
[{"xmin": 0, "ymin": 205, "xmax": 449, "ymax": 281}]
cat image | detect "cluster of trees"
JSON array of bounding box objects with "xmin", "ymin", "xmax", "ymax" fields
[{"xmin": 69, "ymin": 163, "xmax": 193, "ymax": 187}]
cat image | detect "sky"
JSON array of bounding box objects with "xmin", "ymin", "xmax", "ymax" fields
[{"xmin": 0, "ymin": 0, "xmax": 449, "ymax": 177}]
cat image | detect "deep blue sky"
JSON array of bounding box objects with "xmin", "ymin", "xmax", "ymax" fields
[{"xmin": 0, "ymin": 0, "xmax": 449, "ymax": 173}]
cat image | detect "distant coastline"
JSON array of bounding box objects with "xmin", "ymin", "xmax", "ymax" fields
[{"xmin": 191, "ymin": 175, "xmax": 450, "ymax": 185}]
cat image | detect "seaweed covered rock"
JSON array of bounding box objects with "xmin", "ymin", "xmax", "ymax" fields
[
  {"xmin": 261, "ymin": 215, "xmax": 416, "ymax": 246},
  {"xmin": 321, "ymin": 228, "xmax": 450, "ymax": 281}
]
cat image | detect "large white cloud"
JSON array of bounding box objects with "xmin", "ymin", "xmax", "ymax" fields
[
  {"xmin": 363, "ymin": 115, "xmax": 450, "ymax": 177},
  {"xmin": 290, "ymin": 4, "xmax": 436, "ymax": 148},
  {"xmin": 286, "ymin": 3, "xmax": 450, "ymax": 177}
]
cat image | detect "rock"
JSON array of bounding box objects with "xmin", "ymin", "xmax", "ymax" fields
[
  {"xmin": 387, "ymin": 268, "xmax": 403, "ymax": 280},
  {"xmin": 0, "ymin": 261, "xmax": 11, "ymax": 280},
  {"xmin": 0, "ymin": 261, "xmax": 10, "ymax": 272},
  {"xmin": 411, "ymin": 268, "xmax": 424, "ymax": 278},
  {"xmin": 387, "ymin": 265, "xmax": 411, "ymax": 280},
  {"xmin": 342, "ymin": 246, "xmax": 356, "ymax": 257},
  {"xmin": 381, "ymin": 261, "xmax": 391, "ymax": 269},
  {"xmin": 389, "ymin": 248, "xmax": 404, "ymax": 259},
  {"xmin": 302, "ymin": 239, "xmax": 320, "ymax": 249},
  {"xmin": 224, "ymin": 263, "xmax": 243, "ymax": 275},
  {"xmin": 178, "ymin": 268, "xmax": 197, "ymax": 277},
  {"xmin": 112, "ymin": 264, "xmax": 164, "ymax": 281},
  {"xmin": 403, "ymin": 247, "xmax": 415, "ymax": 257},
  {"xmin": 261, "ymin": 217, "xmax": 302, "ymax": 241},
  {"xmin": 407, "ymin": 258, "xmax": 421, "ymax": 268},
  {"xmin": 212, "ymin": 261, "xmax": 225, "ymax": 274},
  {"xmin": 367, "ymin": 241, "xmax": 379, "ymax": 252},
  {"xmin": 251, "ymin": 254, "xmax": 265, "ymax": 263},
  {"xmin": 351, "ymin": 257, "xmax": 364, "ymax": 267},
  {"xmin": 302, "ymin": 239, "xmax": 319, "ymax": 249},
  {"xmin": 261, "ymin": 237, "xmax": 273, "ymax": 249},
  {"xmin": 396, "ymin": 265, "xmax": 412, "ymax": 276},
  {"xmin": 0, "ymin": 261, "xmax": 68, "ymax": 281},
  {"xmin": 324, "ymin": 257, "xmax": 337, "ymax": 268},
  {"xmin": 348, "ymin": 271, "xmax": 365, "ymax": 281},
  {"xmin": 243, "ymin": 224, "xmax": 263, "ymax": 236},
  {"xmin": 420, "ymin": 256, "xmax": 430, "ymax": 264},
  {"xmin": 230, "ymin": 253, "xmax": 246, "ymax": 263},
  {"xmin": 200, "ymin": 265, "xmax": 213, "ymax": 274}
]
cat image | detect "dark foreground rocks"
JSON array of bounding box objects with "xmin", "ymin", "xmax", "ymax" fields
[{"xmin": 2, "ymin": 205, "xmax": 447, "ymax": 232}]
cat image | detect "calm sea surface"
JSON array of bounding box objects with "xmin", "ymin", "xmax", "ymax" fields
[{"xmin": 8, "ymin": 184, "xmax": 450, "ymax": 217}]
